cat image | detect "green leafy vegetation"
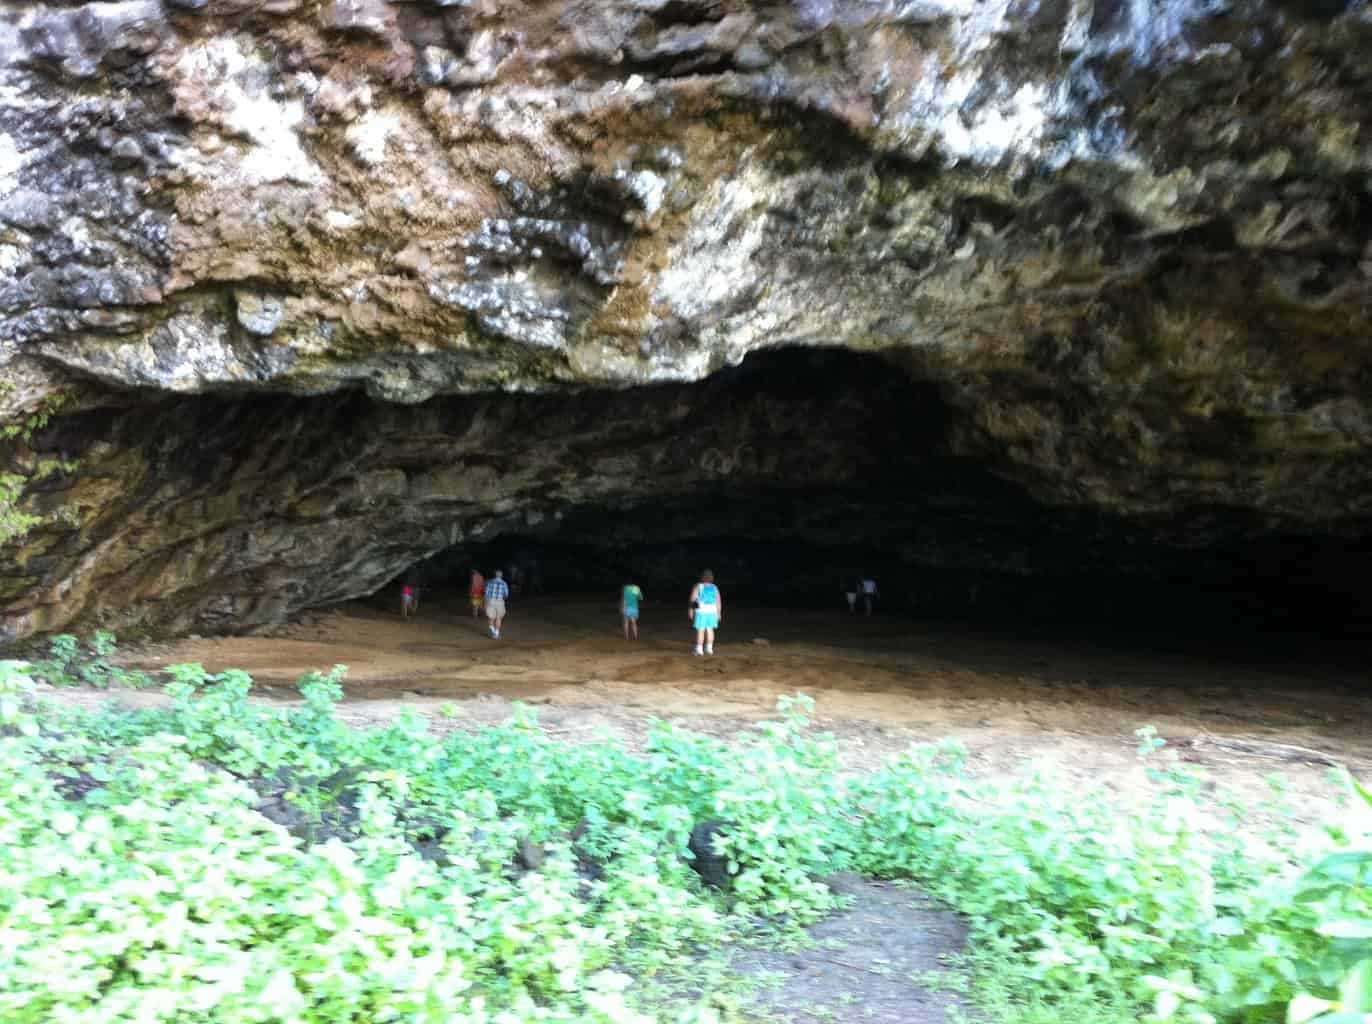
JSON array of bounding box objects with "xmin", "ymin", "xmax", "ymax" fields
[
  {"xmin": 3, "ymin": 653, "xmax": 1370, "ymax": 1024},
  {"xmin": 0, "ymin": 469, "xmax": 40, "ymax": 544},
  {"xmin": 35, "ymin": 632, "xmax": 152, "ymax": 689},
  {"xmin": 0, "ymin": 392, "xmax": 76, "ymax": 545}
]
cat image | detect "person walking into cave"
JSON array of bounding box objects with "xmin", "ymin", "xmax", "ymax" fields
[
  {"xmin": 860, "ymin": 576, "xmax": 879, "ymax": 616},
  {"xmin": 688, "ymin": 569, "xmax": 722, "ymax": 656},
  {"xmin": 484, "ymin": 569, "xmax": 509, "ymax": 639},
  {"xmin": 400, "ymin": 582, "xmax": 417, "ymax": 619},
  {"xmin": 844, "ymin": 581, "xmax": 858, "ymax": 614},
  {"xmin": 621, "ymin": 581, "xmax": 644, "ymax": 641},
  {"xmin": 469, "ymin": 569, "xmax": 485, "ymax": 618}
]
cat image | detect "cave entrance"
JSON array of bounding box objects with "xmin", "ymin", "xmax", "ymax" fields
[
  {"xmin": 379, "ymin": 530, "xmax": 1372, "ymax": 665},
  {"xmin": 324, "ymin": 343, "xmax": 1372, "ymax": 667},
  {"xmin": 15, "ymin": 346, "xmax": 1372, "ymax": 670}
]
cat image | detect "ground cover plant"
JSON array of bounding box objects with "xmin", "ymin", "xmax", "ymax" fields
[{"xmin": 2, "ymin": 651, "xmax": 1371, "ymax": 1023}]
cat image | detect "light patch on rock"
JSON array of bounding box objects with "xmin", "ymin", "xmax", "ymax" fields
[
  {"xmin": 171, "ymin": 36, "xmax": 323, "ymax": 186},
  {"xmin": 621, "ymin": 168, "xmax": 667, "ymax": 216},
  {"xmin": 235, "ymin": 293, "xmax": 285, "ymax": 336},
  {"xmin": 346, "ymin": 108, "xmax": 401, "ymax": 166},
  {"xmin": 655, "ymin": 162, "xmax": 771, "ymax": 322},
  {"xmin": 430, "ymin": 277, "xmax": 570, "ymax": 351},
  {"xmin": 895, "ymin": 62, "xmax": 1056, "ymax": 165},
  {"xmin": 878, "ymin": 0, "xmax": 1227, "ymax": 167},
  {"xmin": 59, "ymin": 216, "xmax": 92, "ymax": 254},
  {"xmin": 40, "ymin": 314, "xmax": 244, "ymax": 391},
  {"xmin": 642, "ymin": 342, "xmax": 715, "ymax": 383},
  {"xmin": 0, "ymin": 244, "xmax": 24, "ymax": 274},
  {"xmin": 0, "ymin": 133, "xmax": 24, "ymax": 198},
  {"xmin": 324, "ymin": 209, "xmax": 360, "ymax": 231},
  {"xmin": 0, "ymin": 22, "xmax": 19, "ymax": 70}
]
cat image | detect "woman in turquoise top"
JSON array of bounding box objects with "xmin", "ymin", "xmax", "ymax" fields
[
  {"xmin": 621, "ymin": 582, "xmax": 643, "ymax": 641},
  {"xmin": 689, "ymin": 569, "xmax": 722, "ymax": 657}
]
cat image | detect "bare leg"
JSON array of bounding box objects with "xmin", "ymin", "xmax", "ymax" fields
[
  {"xmin": 623, "ymin": 616, "xmax": 630, "ymax": 640},
  {"xmin": 631, "ymin": 619, "xmax": 639, "ymax": 640}
]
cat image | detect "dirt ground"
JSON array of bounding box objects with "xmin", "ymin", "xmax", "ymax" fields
[
  {"xmin": 728, "ymin": 877, "xmax": 970, "ymax": 1024},
  {"xmin": 39, "ymin": 594, "xmax": 1372, "ymax": 1023},
  {"xmin": 92, "ymin": 594, "xmax": 1372, "ymax": 816}
]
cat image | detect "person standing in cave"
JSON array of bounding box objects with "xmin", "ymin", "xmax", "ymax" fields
[
  {"xmin": 844, "ymin": 581, "xmax": 858, "ymax": 614},
  {"xmin": 484, "ymin": 569, "xmax": 509, "ymax": 639},
  {"xmin": 469, "ymin": 569, "xmax": 485, "ymax": 618},
  {"xmin": 400, "ymin": 582, "xmax": 417, "ymax": 619},
  {"xmin": 860, "ymin": 576, "xmax": 879, "ymax": 616},
  {"xmin": 621, "ymin": 581, "xmax": 644, "ymax": 641},
  {"xmin": 689, "ymin": 570, "xmax": 722, "ymax": 657}
]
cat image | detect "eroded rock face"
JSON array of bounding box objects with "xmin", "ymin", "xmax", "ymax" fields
[{"xmin": 1, "ymin": 0, "xmax": 1371, "ymax": 639}]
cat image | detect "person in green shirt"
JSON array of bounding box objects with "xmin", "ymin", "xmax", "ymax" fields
[{"xmin": 621, "ymin": 582, "xmax": 644, "ymax": 640}]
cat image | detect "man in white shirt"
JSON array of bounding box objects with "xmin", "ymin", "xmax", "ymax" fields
[{"xmin": 860, "ymin": 578, "xmax": 878, "ymax": 616}]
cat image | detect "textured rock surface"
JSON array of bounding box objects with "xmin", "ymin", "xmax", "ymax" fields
[{"xmin": 2, "ymin": 0, "xmax": 1371, "ymax": 639}]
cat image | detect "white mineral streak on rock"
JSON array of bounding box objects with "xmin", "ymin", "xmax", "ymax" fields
[
  {"xmin": 346, "ymin": 108, "xmax": 401, "ymax": 166},
  {"xmin": 880, "ymin": 0, "xmax": 1226, "ymax": 167},
  {"xmin": 900, "ymin": 64, "xmax": 1057, "ymax": 165},
  {"xmin": 324, "ymin": 209, "xmax": 359, "ymax": 231},
  {"xmin": 0, "ymin": 133, "xmax": 23, "ymax": 198},
  {"xmin": 643, "ymin": 344, "xmax": 715, "ymax": 383},
  {"xmin": 0, "ymin": 18, "xmax": 19, "ymax": 69},
  {"xmin": 626, "ymin": 169, "xmax": 667, "ymax": 216},
  {"xmin": 150, "ymin": 315, "xmax": 246, "ymax": 388},
  {"xmin": 171, "ymin": 36, "xmax": 324, "ymax": 186},
  {"xmin": 43, "ymin": 311, "xmax": 251, "ymax": 390},
  {"xmin": 656, "ymin": 162, "xmax": 771, "ymax": 322}
]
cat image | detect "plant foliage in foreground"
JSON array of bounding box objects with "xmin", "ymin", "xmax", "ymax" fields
[{"xmin": 2, "ymin": 655, "xmax": 1371, "ymax": 1024}]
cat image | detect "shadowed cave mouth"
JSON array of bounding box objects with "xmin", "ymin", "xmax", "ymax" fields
[
  {"xmin": 352, "ymin": 347, "xmax": 1371, "ymax": 655},
  {"xmin": 21, "ymin": 346, "xmax": 1372, "ymax": 655}
]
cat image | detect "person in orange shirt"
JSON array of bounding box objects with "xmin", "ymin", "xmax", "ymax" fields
[{"xmin": 469, "ymin": 569, "xmax": 485, "ymax": 618}]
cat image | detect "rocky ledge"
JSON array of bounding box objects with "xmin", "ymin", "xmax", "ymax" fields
[{"xmin": 1, "ymin": 0, "xmax": 1371, "ymax": 640}]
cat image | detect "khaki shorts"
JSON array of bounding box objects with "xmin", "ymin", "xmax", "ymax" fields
[{"xmin": 485, "ymin": 598, "xmax": 506, "ymax": 619}]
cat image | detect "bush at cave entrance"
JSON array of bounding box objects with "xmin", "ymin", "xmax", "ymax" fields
[{"xmin": 2, "ymin": 657, "xmax": 1371, "ymax": 1024}]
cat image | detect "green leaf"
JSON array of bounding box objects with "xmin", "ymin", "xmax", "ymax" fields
[
  {"xmin": 1348, "ymin": 772, "xmax": 1372, "ymax": 812},
  {"xmin": 1156, "ymin": 989, "xmax": 1181, "ymax": 1018},
  {"xmin": 1289, "ymin": 994, "xmax": 1337, "ymax": 1024},
  {"xmin": 1339, "ymin": 960, "xmax": 1372, "ymax": 1014},
  {"xmin": 1320, "ymin": 920, "xmax": 1372, "ymax": 940}
]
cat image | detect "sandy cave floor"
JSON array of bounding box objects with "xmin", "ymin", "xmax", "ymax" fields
[
  {"xmin": 73, "ymin": 593, "xmax": 1372, "ymax": 817},
  {"xmin": 35, "ymin": 595, "xmax": 1372, "ymax": 1023}
]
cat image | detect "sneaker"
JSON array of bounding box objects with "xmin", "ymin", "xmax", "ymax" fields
[
  {"xmin": 693, "ymin": 646, "xmax": 703, "ymax": 656},
  {"xmin": 489, "ymin": 627, "xmax": 497, "ymax": 638},
  {"xmin": 705, "ymin": 646, "xmax": 713, "ymax": 656}
]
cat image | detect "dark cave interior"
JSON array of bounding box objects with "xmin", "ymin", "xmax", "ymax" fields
[{"xmin": 11, "ymin": 347, "xmax": 1372, "ymax": 656}]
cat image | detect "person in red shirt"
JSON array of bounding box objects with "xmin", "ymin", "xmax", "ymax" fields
[
  {"xmin": 400, "ymin": 583, "xmax": 417, "ymax": 619},
  {"xmin": 469, "ymin": 570, "xmax": 485, "ymax": 618}
]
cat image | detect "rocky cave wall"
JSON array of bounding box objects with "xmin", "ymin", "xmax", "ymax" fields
[{"xmin": 2, "ymin": 0, "xmax": 1372, "ymax": 641}]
